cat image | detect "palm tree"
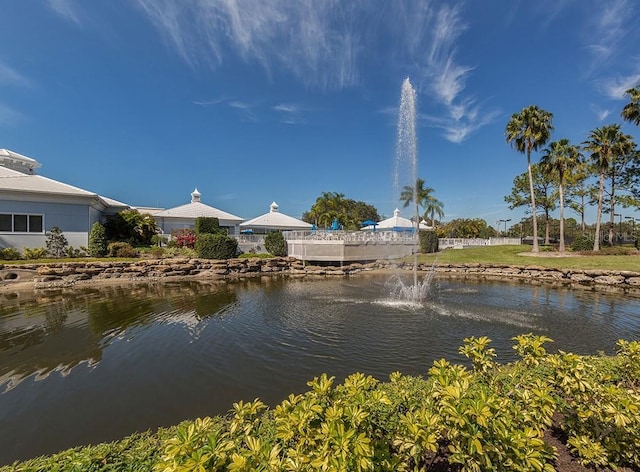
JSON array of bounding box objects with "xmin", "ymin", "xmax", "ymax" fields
[
  {"xmin": 621, "ymin": 85, "xmax": 640, "ymax": 125},
  {"xmin": 423, "ymin": 195, "xmax": 445, "ymax": 228},
  {"xmin": 540, "ymin": 139, "xmax": 583, "ymax": 252},
  {"xmin": 505, "ymin": 105, "xmax": 554, "ymax": 253},
  {"xmin": 400, "ymin": 178, "xmax": 443, "ymax": 228},
  {"xmin": 583, "ymin": 125, "xmax": 634, "ymax": 251}
]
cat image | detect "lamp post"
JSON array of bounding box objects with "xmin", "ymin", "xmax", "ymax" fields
[
  {"xmin": 614, "ymin": 213, "xmax": 622, "ymax": 238},
  {"xmin": 497, "ymin": 219, "xmax": 511, "ymax": 236},
  {"xmin": 625, "ymin": 216, "xmax": 635, "ymax": 240}
]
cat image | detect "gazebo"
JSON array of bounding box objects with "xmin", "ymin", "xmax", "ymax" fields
[
  {"xmin": 240, "ymin": 202, "xmax": 312, "ymax": 234},
  {"xmin": 361, "ymin": 208, "xmax": 431, "ymax": 231},
  {"xmin": 151, "ymin": 188, "xmax": 244, "ymax": 236}
]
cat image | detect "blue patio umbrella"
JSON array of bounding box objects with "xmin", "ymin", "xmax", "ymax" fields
[
  {"xmin": 361, "ymin": 220, "xmax": 378, "ymax": 232},
  {"xmin": 330, "ymin": 218, "xmax": 340, "ymax": 231}
]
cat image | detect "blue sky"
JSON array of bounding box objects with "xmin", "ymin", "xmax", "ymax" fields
[{"xmin": 2, "ymin": 0, "xmax": 639, "ymax": 228}]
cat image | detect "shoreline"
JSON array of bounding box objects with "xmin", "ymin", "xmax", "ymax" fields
[{"xmin": 1, "ymin": 257, "xmax": 639, "ymax": 295}]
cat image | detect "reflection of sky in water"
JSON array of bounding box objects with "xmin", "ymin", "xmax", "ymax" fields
[{"xmin": 0, "ymin": 277, "xmax": 639, "ymax": 464}]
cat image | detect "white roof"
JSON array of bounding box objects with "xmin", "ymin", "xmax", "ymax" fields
[
  {"xmin": 362, "ymin": 208, "xmax": 430, "ymax": 230},
  {"xmin": 0, "ymin": 165, "xmax": 97, "ymax": 197},
  {"xmin": 240, "ymin": 201, "xmax": 312, "ymax": 230},
  {"xmin": 100, "ymin": 195, "xmax": 130, "ymax": 208},
  {"xmin": 152, "ymin": 188, "xmax": 243, "ymax": 223},
  {"xmin": 377, "ymin": 208, "xmax": 414, "ymax": 229},
  {"xmin": 0, "ymin": 149, "xmax": 41, "ymax": 172}
]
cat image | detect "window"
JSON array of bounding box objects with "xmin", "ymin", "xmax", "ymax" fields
[
  {"xmin": 0, "ymin": 213, "xmax": 44, "ymax": 233},
  {"xmin": 0, "ymin": 214, "xmax": 11, "ymax": 232},
  {"xmin": 29, "ymin": 215, "xmax": 43, "ymax": 233},
  {"xmin": 13, "ymin": 215, "xmax": 27, "ymax": 232}
]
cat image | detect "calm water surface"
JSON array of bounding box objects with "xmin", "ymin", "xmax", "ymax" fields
[{"xmin": 1, "ymin": 275, "xmax": 639, "ymax": 464}]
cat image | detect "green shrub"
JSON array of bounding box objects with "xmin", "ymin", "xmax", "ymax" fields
[
  {"xmin": 164, "ymin": 247, "xmax": 198, "ymax": 259},
  {"xmin": 195, "ymin": 233, "xmax": 238, "ymax": 259},
  {"xmin": 7, "ymin": 336, "xmax": 640, "ymax": 472},
  {"xmin": 22, "ymin": 247, "xmax": 47, "ymax": 260},
  {"xmin": 104, "ymin": 209, "xmax": 158, "ymax": 246},
  {"xmin": 0, "ymin": 247, "xmax": 21, "ymax": 260},
  {"xmin": 571, "ymin": 235, "xmax": 593, "ymax": 251},
  {"xmin": 107, "ymin": 241, "xmax": 139, "ymax": 258},
  {"xmin": 195, "ymin": 217, "xmax": 221, "ymax": 235},
  {"xmin": 264, "ymin": 231, "xmax": 287, "ymax": 257},
  {"xmin": 88, "ymin": 222, "xmax": 108, "ymax": 257},
  {"xmin": 66, "ymin": 246, "xmax": 87, "ymax": 258},
  {"xmin": 419, "ymin": 230, "xmax": 439, "ymax": 253},
  {"xmin": 46, "ymin": 227, "xmax": 68, "ymax": 258},
  {"xmin": 151, "ymin": 234, "xmax": 168, "ymax": 247}
]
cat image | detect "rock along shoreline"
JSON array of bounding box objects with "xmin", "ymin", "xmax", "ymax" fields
[{"xmin": 0, "ymin": 257, "xmax": 639, "ymax": 293}]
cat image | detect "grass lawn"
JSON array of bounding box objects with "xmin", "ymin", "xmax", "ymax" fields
[{"xmin": 416, "ymin": 245, "xmax": 640, "ymax": 272}]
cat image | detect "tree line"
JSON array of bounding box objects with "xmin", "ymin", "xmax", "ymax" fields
[{"xmin": 505, "ymin": 84, "xmax": 640, "ymax": 252}]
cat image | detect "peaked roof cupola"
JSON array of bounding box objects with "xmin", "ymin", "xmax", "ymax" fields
[
  {"xmin": 269, "ymin": 201, "xmax": 279, "ymax": 213},
  {"xmin": 191, "ymin": 188, "xmax": 201, "ymax": 203}
]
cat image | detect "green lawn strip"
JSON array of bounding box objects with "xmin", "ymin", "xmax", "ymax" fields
[{"xmin": 416, "ymin": 245, "xmax": 640, "ymax": 272}]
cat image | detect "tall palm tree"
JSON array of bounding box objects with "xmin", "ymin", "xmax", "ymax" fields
[
  {"xmin": 400, "ymin": 178, "xmax": 442, "ymax": 228},
  {"xmin": 505, "ymin": 105, "xmax": 554, "ymax": 253},
  {"xmin": 622, "ymin": 85, "xmax": 640, "ymax": 125},
  {"xmin": 423, "ymin": 195, "xmax": 445, "ymax": 228},
  {"xmin": 540, "ymin": 139, "xmax": 583, "ymax": 252},
  {"xmin": 583, "ymin": 125, "xmax": 634, "ymax": 251}
]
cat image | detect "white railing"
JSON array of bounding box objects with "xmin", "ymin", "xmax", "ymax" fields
[
  {"xmin": 439, "ymin": 237, "xmax": 521, "ymax": 249},
  {"xmin": 283, "ymin": 230, "xmax": 417, "ymax": 242}
]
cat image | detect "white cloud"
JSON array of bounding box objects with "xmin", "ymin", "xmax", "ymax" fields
[
  {"xmin": 273, "ymin": 104, "xmax": 297, "ymax": 113},
  {"xmin": 193, "ymin": 97, "xmax": 228, "ymax": 106},
  {"xmin": 0, "ymin": 61, "xmax": 32, "ymax": 87},
  {"xmin": 132, "ymin": 0, "xmax": 363, "ymax": 89},
  {"xmin": 585, "ymin": 0, "xmax": 635, "ymax": 73},
  {"xmin": 408, "ymin": 4, "xmax": 497, "ymax": 143},
  {"xmin": 0, "ymin": 103, "xmax": 25, "ymax": 126},
  {"xmin": 273, "ymin": 103, "xmax": 307, "ymax": 125},
  {"xmin": 131, "ymin": 1, "xmax": 496, "ymax": 139},
  {"xmin": 589, "ymin": 104, "xmax": 612, "ymax": 121},
  {"xmin": 596, "ymin": 72, "xmax": 640, "ymax": 99},
  {"xmin": 47, "ymin": 0, "xmax": 82, "ymax": 25},
  {"xmin": 228, "ymin": 101, "xmax": 258, "ymax": 122}
]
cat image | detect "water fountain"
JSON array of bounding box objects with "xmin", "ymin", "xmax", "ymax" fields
[{"xmin": 392, "ymin": 77, "xmax": 432, "ymax": 303}]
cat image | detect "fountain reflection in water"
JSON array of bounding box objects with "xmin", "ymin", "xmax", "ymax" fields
[{"xmin": 393, "ymin": 77, "xmax": 432, "ymax": 302}]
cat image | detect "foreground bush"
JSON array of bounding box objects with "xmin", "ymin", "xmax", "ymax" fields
[
  {"xmin": 3, "ymin": 336, "xmax": 639, "ymax": 471},
  {"xmin": 107, "ymin": 242, "xmax": 138, "ymax": 258},
  {"xmin": 264, "ymin": 231, "xmax": 287, "ymax": 257},
  {"xmin": 195, "ymin": 233, "xmax": 238, "ymax": 259},
  {"xmin": 419, "ymin": 230, "xmax": 439, "ymax": 253},
  {"xmin": 0, "ymin": 247, "xmax": 21, "ymax": 260},
  {"xmin": 88, "ymin": 222, "xmax": 108, "ymax": 257}
]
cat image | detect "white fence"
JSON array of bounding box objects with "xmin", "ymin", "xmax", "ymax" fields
[
  {"xmin": 438, "ymin": 237, "xmax": 522, "ymax": 249},
  {"xmin": 282, "ymin": 230, "xmax": 417, "ymax": 242},
  {"xmin": 234, "ymin": 232, "xmax": 521, "ymax": 255}
]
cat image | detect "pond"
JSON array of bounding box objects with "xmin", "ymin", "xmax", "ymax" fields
[{"xmin": 1, "ymin": 274, "xmax": 639, "ymax": 465}]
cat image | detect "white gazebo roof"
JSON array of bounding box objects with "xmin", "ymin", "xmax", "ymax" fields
[
  {"xmin": 240, "ymin": 201, "xmax": 312, "ymax": 230},
  {"xmin": 362, "ymin": 208, "xmax": 430, "ymax": 231},
  {"xmin": 0, "ymin": 148, "xmax": 41, "ymax": 174},
  {"xmin": 151, "ymin": 188, "xmax": 243, "ymax": 222}
]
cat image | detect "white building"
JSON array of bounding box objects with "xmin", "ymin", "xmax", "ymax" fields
[
  {"xmin": 151, "ymin": 188, "xmax": 244, "ymax": 237},
  {"xmin": 361, "ymin": 208, "xmax": 431, "ymax": 231},
  {"xmin": 240, "ymin": 202, "xmax": 312, "ymax": 233},
  {"xmin": 0, "ymin": 149, "xmax": 128, "ymax": 251}
]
